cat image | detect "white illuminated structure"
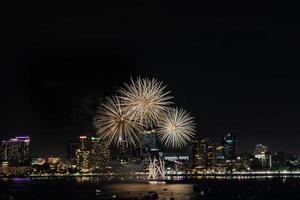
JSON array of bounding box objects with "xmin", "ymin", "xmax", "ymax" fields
[{"xmin": 148, "ymin": 157, "xmax": 166, "ymax": 183}]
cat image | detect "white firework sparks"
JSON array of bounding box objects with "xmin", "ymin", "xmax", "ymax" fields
[
  {"xmin": 119, "ymin": 77, "xmax": 173, "ymax": 127},
  {"xmin": 94, "ymin": 96, "xmax": 143, "ymax": 146},
  {"xmin": 157, "ymin": 107, "xmax": 196, "ymax": 148}
]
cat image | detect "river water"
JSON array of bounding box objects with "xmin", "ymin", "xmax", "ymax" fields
[{"xmin": 1, "ymin": 176, "xmax": 300, "ymax": 200}]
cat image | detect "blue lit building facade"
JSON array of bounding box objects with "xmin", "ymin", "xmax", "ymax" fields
[{"xmin": 222, "ymin": 132, "xmax": 237, "ymax": 160}]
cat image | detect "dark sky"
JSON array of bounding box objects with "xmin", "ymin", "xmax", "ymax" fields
[{"xmin": 1, "ymin": 0, "xmax": 299, "ymax": 156}]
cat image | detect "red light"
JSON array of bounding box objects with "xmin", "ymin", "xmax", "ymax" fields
[{"xmin": 79, "ymin": 136, "xmax": 87, "ymax": 139}]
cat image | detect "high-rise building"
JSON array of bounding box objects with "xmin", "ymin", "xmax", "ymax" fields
[
  {"xmin": 89, "ymin": 136, "xmax": 110, "ymax": 172},
  {"xmin": 254, "ymin": 144, "xmax": 267, "ymax": 155},
  {"xmin": 193, "ymin": 138, "xmax": 209, "ymax": 169},
  {"xmin": 75, "ymin": 136, "xmax": 90, "ymax": 172},
  {"xmin": 143, "ymin": 130, "xmax": 159, "ymax": 159},
  {"xmin": 118, "ymin": 139, "xmax": 131, "ymax": 165},
  {"xmin": 79, "ymin": 136, "xmax": 88, "ymax": 150},
  {"xmin": 130, "ymin": 145, "xmax": 145, "ymax": 163},
  {"xmin": 222, "ymin": 131, "xmax": 237, "ymax": 160},
  {"xmin": 1, "ymin": 161, "xmax": 9, "ymax": 175},
  {"xmin": 1, "ymin": 136, "xmax": 31, "ymax": 166},
  {"xmin": 113, "ymin": 131, "xmax": 157, "ymax": 167},
  {"xmin": 192, "ymin": 139, "xmax": 227, "ymax": 170},
  {"xmin": 216, "ymin": 145, "xmax": 226, "ymax": 164},
  {"xmin": 206, "ymin": 143, "xmax": 217, "ymax": 167},
  {"xmin": 254, "ymin": 144, "xmax": 268, "ymax": 167}
]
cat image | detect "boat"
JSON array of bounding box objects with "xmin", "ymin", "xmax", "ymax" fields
[{"xmin": 148, "ymin": 157, "xmax": 166, "ymax": 184}]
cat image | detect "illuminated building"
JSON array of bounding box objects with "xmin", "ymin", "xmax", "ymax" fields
[
  {"xmin": 222, "ymin": 131, "xmax": 237, "ymax": 160},
  {"xmin": 192, "ymin": 138, "xmax": 208, "ymax": 170},
  {"xmin": 76, "ymin": 150, "xmax": 90, "ymax": 172},
  {"xmin": 117, "ymin": 138, "xmax": 131, "ymax": 165},
  {"xmin": 254, "ymin": 144, "xmax": 268, "ymax": 167},
  {"xmin": 79, "ymin": 136, "xmax": 88, "ymax": 150},
  {"xmin": 75, "ymin": 136, "xmax": 90, "ymax": 172},
  {"xmin": 31, "ymin": 158, "xmax": 46, "ymax": 166},
  {"xmin": 143, "ymin": 130, "xmax": 159, "ymax": 159},
  {"xmin": 115, "ymin": 132, "xmax": 153, "ymax": 166},
  {"xmin": 163, "ymin": 152, "xmax": 190, "ymax": 173},
  {"xmin": 164, "ymin": 153, "xmax": 189, "ymax": 162},
  {"xmin": 216, "ymin": 145, "xmax": 225, "ymax": 164},
  {"xmin": 1, "ymin": 136, "xmax": 31, "ymax": 166},
  {"xmin": 192, "ymin": 137, "xmax": 232, "ymax": 171},
  {"xmin": 47, "ymin": 157, "xmax": 61, "ymax": 164},
  {"xmin": 1, "ymin": 161, "xmax": 9, "ymax": 175},
  {"xmin": 130, "ymin": 144, "xmax": 146, "ymax": 163},
  {"xmin": 254, "ymin": 144, "xmax": 267, "ymax": 156},
  {"xmin": 206, "ymin": 143, "xmax": 217, "ymax": 167},
  {"xmin": 89, "ymin": 136, "xmax": 110, "ymax": 172}
]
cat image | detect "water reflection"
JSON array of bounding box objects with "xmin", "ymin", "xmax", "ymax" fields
[
  {"xmin": 103, "ymin": 183, "xmax": 194, "ymax": 200},
  {"xmin": 2, "ymin": 176, "xmax": 300, "ymax": 200}
]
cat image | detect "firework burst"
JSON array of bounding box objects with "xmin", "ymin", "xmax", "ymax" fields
[
  {"xmin": 157, "ymin": 107, "xmax": 196, "ymax": 148},
  {"xmin": 119, "ymin": 77, "xmax": 173, "ymax": 127},
  {"xmin": 94, "ymin": 96, "xmax": 143, "ymax": 146}
]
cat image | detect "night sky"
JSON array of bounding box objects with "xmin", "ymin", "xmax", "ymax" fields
[{"xmin": 1, "ymin": 0, "xmax": 299, "ymax": 156}]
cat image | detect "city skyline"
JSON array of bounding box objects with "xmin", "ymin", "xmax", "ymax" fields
[
  {"xmin": 2, "ymin": 132, "xmax": 299, "ymax": 178},
  {"xmin": 2, "ymin": 124, "xmax": 300, "ymax": 157},
  {"xmin": 0, "ymin": 131, "xmax": 296, "ymax": 158}
]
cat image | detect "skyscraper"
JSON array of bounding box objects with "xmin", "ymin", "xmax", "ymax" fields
[
  {"xmin": 222, "ymin": 131, "xmax": 237, "ymax": 160},
  {"xmin": 118, "ymin": 138, "xmax": 131, "ymax": 165},
  {"xmin": 143, "ymin": 130, "xmax": 159, "ymax": 159},
  {"xmin": 79, "ymin": 136, "xmax": 88, "ymax": 150},
  {"xmin": 216, "ymin": 145, "xmax": 225, "ymax": 164},
  {"xmin": 75, "ymin": 136, "xmax": 90, "ymax": 172},
  {"xmin": 206, "ymin": 143, "xmax": 217, "ymax": 167},
  {"xmin": 192, "ymin": 138, "xmax": 209, "ymax": 169},
  {"xmin": 254, "ymin": 144, "xmax": 268, "ymax": 167},
  {"xmin": 1, "ymin": 136, "xmax": 31, "ymax": 166},
  {"xmin": 89, "ymin": 136, "xmax": 110, "ymax": 172}
]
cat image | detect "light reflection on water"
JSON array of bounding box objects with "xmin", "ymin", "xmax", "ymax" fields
[
  {"xmin": 72, "ymin": 175, "xmax": 300, "ymax": 183},
  {"xmin": 2, "ymin": 176, "xmax": 300, "ymax": 200},
  {"xmin": 103, "ymin": 183, "xmax": 194, "ymax": 200},
  {"xmin": 11, "ymin": 178, "xmax": 31, "ymax": 183},
  {"xmin": 1, "ymin": 177, "xmax": 31, "ymax": 183}
]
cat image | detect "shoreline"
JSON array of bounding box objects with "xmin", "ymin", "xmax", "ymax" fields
[{"xmin": 2, "ymin": 172, "xmax": 300, "ymax": 180}]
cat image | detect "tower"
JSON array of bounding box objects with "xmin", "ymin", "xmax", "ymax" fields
[
  {"xmin": 222, "ymin": 130, "xmax": 237, "ymax": 160},
  {"xmin": 193, "ymin": 138, "xmax": 209, "ymax": 169},
  {"xmin": 89, "ymin": 136, "xmax": 110, "ymax": 172},
  {"xmin": 143, "ymin": 130, "xmax": 159, "ymax": 159},
  {"xmin": 75, "ymin": 136, "xmax": 90, "ymax": 172},
  {"xmin": 254, "ymin": 144, "xmax": 268, "ymax": 167}
]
